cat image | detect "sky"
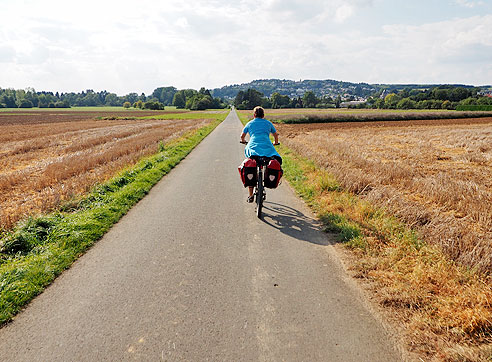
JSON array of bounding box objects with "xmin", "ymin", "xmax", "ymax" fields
[{"xmin": 1, "ymin": 0, "xmax": 491, "ymax": 95}]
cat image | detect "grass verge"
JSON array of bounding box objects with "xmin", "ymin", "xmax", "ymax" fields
[
  {"xmin": 277, "ymin": 144, "xmax": 492, "ymax": 361},
  {"xmin": 0, "ymin": 115, "xmax": 224, "ymax": 325}
]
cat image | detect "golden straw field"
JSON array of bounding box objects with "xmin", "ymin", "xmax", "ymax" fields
[
  {"xmin": 253, "ymin": 110, "xmax": 492, "ymax": 360},
  {"xmin": 276, "ymin": 118, "xmax": 492, "ymax": 275},
  {"xmin": 0, "ymin": 110, "xmax": 212, "ymax": 230}
]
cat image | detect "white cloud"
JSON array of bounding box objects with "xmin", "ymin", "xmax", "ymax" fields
[
  {"xmin": 0, "ymin": 0, "xmax": 491, "ymax": 94},
  {"xmin": 175, "ymin": 17, "xmax": 189, "ymax": 29},
  {"xmin": 455, "ymin": 0, "xmax": 484, "ymax": 8},
  {"xmin": 335, "ymin": 5, "xmax": 355, "ymax": 23},
  {"xmin": 377, "ymin": 15, "xmax": 492, "ymax": 83}
]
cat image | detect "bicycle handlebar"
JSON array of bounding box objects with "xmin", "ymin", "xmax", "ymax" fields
[{"xmin": 239, "ymin": 140, "xmax": 280, "ymax": 146}]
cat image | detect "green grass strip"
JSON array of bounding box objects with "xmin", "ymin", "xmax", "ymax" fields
[
  {"xmin": 0, "ymin": 115, "xmax": 224, "ymax": 324},
  {"xmin": 456, "ymin": 105, "xmax": 492, "ymax": 111},
  {"xmin": 277, "ymin": 145, "xmax": 361, "ymax": 242}
]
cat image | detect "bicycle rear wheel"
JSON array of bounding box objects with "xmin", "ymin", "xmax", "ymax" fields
[{"xmin": 256, "ymin": 169, "xmax": 263, "ymax": 218}]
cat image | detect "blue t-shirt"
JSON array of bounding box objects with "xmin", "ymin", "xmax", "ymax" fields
[{"xmin": 242, "ymin": 118, "xmax": 280, "ymax": 158}]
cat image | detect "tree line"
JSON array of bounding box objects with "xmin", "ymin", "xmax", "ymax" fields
[
  {"xmin": 360, "ymin": 86, "xmax": 492, "ymax": 110},
  {"xmin": 0, "ymin": 86, "xmax": 228, "ymax": 110},
  {"xmin": 233, "ymin": 86, "xmax": 492, "ymax": 111},
  {"xmin": 2, "ymin": 84, "xmax": 491, "ymax": 111},
  {"xmin": 213, "ymin": 79, "xmax": 376, "ymax": 100},
  {"xmin": 233, "ymin": 89, "xmax": 343, "ymax": 109}
]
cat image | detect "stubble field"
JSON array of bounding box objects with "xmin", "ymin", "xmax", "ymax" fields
[
  {"xmin": 0, "ymin": 110, "xmax": 214, "ymax": 231},
  {"xmin": 240, "ymin": 109, "xmax": 492, "ymax": 359},
  {"xmin": 275, "ymin": 117, "xmax": 492, "ymax": 274}
]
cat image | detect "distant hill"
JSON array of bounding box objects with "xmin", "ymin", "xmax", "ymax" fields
[
  {"xmin": 211, "ymin": 79, "xmax": 490, "ymax": 101},
  {"xmin": 211, "ymin": 79, "xmax": 376, "ymax": 100}
]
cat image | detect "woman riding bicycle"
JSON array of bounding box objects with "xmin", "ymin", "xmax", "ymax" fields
[{"xmin": 240, "ymin": 106, "xmax": 281, "ymax": 203}]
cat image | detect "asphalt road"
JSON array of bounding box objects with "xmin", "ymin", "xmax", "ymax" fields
[{"xmin": 0, "ymin": 110, "xmax": 401, "ymax": 361}]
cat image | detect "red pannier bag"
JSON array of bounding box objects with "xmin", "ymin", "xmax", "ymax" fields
[
  {"xmin": 264, "ymin": 159, "xmax": 283, "ymax": 189},
  {"xmin": 238, "ymin": 158, "xmax": 257, "ymax": 187}
]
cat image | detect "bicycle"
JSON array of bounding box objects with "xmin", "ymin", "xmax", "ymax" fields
[{"xmin": 240, "ymin": 141, "xmax": 280, "ymax": 219}]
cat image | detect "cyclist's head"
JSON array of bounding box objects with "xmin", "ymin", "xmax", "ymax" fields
[{"xmin": 253, "ymin": 106, "xmax": 264, "ymax": 119}]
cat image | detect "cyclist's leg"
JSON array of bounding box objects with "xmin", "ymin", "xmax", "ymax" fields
[{"xmin": 273, "ymin": 155, "xmax": 282, "ymax": 165}]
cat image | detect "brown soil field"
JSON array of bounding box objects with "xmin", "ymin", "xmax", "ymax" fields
[
  {"xmin": 276, "ymin": 118, "xmax": 492, "ymax": 275},
  {"xmin": 0, "ymin": 110, "xmax": 188, "ymax": 126},
  {"xmin": 0, "ymin": 111, "xmax": 210, "ymax": 230}
]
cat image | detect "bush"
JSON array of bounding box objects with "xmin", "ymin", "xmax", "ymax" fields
[
  {"xmin": 460, "ymin": 97, "xmax": 477, "ymax": 106},
  {"xmin": 123, "ymin": 101, "xmax": 131, "ymax": 109},
  {"xmin": 441, "ymin": 100, "xmax": 454, "ymax": 110},
  {"xmin": 143, "ymin": 101, "xmax": 164, "ymax": 110},
  {"xmin": 396, "ymin": 98, "xmax": 416, "ymax": 109},
  {"xmin": 477, "ymin": 96, "xmax": 492, "ymax": 105},
  {"xmin": 185, "ymin": 94, "xmax": 217, "ymax": 110},
  {"xmin": 54, "ymin": 100, "xmax": 70, "ymax": 108},
  {"xmin": 18, "ymin": 99, "xmax": 33, "ymax": 108}
]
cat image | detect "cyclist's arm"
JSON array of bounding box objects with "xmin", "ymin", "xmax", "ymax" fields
[
  {"xmin": 272, "ymin": 132, "xmax": 279, "ymax": 145},
  {"xmin": 240, "ymin": 132, "xmax": 247, "ymax": 143}
]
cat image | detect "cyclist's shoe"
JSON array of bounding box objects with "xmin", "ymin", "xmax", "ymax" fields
[
  {"xmin": 247, "ymin": 195, "xmax": 254, "ymax": 203},
  {"xmin": 262, "ymin": 194, "xmax": 266, "ymax": 201}
]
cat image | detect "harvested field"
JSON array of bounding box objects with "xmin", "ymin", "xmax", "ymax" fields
[
  {"xmin": 0, "ymin": 109, "xmax": 187, "ymax": 126},
  {"xmin": 276, "ymin": 118, "xmax": 492, "ymax": 275},
  {"xmin": 266, "ymin": 113, "xmax": 492, "ymax": 360},
  {"xmin": 0, "ymin": 111, "xmax": 215, "ymax": 230}
]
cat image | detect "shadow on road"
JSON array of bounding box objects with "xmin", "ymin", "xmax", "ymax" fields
[{"xmin": 261, "ymin": 202, "xmax": 332, "ymax": 246}]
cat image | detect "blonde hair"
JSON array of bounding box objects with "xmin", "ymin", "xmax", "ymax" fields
[{"xmin": 253, "ymin": 106, "xmax": 265, "ymax": 119}]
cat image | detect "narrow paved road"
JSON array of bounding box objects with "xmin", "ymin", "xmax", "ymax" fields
[{"xmin": 0, "ymin": 111, "xmax": 401, "ymax": 361}]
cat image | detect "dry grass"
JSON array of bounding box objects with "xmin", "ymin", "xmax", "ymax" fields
[
  {"xmin": 280, "ymin": 145, "xmax": 492, "ymax": 361},
  {"xmin": 277, "ymin": 121, "xmax": 492, "ymax": 275},
  {"xmin": 0, "ymin": 114, "xmax": 212, "ymax": 230},
  {"xmin": 275, "ymin": 118, "xmax": 492, "ymax": 361}
]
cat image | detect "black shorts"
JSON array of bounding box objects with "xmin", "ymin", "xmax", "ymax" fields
[{"xmin": 250, "ymin": 155, "xmax": 282, "ymax": 165}]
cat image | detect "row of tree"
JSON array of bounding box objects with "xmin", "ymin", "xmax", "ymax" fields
[
  {"xmin": 0, "ymin": 88, "xmax": 148, "ymax": 109},
  {"xmin": 233, "ymin": 89, "xmax": 343, "ymax": 109},
  {"xmin": 360, "ymin": 86, "xmax": 492, "ymax": 110},
  {"xmin": 212, "ymin": 79, "xmax": 376, "ymax": 99},
  {"xmin": 0, "ymin": 87, "xmax": 228, "ymax": 110},
  {"xmin": 2, "ymin": 84, "xmax": 491, "ymax": 111}
]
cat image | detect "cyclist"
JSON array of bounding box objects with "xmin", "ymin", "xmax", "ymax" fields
[{"xmin": 240, "ymin": 106, "xmax": 281, "ymax": 203}]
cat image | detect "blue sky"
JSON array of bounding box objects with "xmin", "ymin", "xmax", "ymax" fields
[{"xmin": 1, "ymin": 0, "xmax": 491, "ymax": 95}]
